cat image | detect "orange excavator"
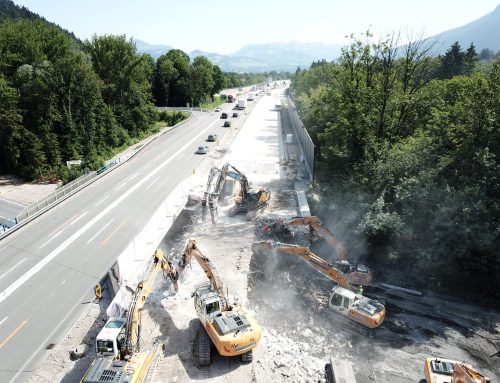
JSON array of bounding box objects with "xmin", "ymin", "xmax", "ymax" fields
[
  {"xmin": 179, "ymin": 239, "xmax": 261, "ymax": 365},
  {"xmin": 423, "ymin": 357, "xmax": 490, "ymax": 383},
  {"xmin": 260, "ymin": 216, "xmax": 371, "ymax": 286},
  {"xmin": 252, "ymin": 241, "xmax": 385, "ymax": 330}
]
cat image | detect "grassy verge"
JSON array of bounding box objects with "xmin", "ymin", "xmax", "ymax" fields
[{"xmin": 200, "ymin": 95, "xmax": 226, "ymax": 110}]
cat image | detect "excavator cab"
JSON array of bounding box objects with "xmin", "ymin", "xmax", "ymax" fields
[{"xmin": 194, "ymin": 282, "xmax": 224, "ymax": 325}]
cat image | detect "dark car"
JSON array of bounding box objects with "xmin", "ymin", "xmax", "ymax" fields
[
  {"xmin": 196, "ymin": 145, "xmax": 208, "ymax": 154},
  {"xmin": 232, "ymin": 112, "xmax": 239, "ymax": 118},
  {"xmin": 220, "ymin": 112, "xmax": 228, "ymax": 119},
  {"xmin": 207, "ymin": 134, "xmax": 218, "ymax": 142},
  {"xmin": 223, "ymin": 121, "xmax": 231, "ymax": 127}
]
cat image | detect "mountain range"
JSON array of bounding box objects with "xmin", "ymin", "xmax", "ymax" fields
[
  {"xmin": 1, "ymin": 0, "xmax": 499, "ymax": 73},
  {"xmin": 136, "ymin": 4, "xmax": 500, "ymax": 72}
]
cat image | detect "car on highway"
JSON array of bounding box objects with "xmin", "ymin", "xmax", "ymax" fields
[
  {"xmin": 207, "ymin": 134, "xmax": 218, "ymax": 142},
  {"xmin": 196, "ymin": 145, "xmax": 208, "ymax": 154},
  {"xmin": 214, "ymin": 107, "xmax": 221, "ymax": 112},
  {"xmin": 223, "ymin": 121, "xmax": 231, "ymax": 127},
  {"xmin": 232, "ymin": 112, "xmax": 239, "ymax": 118},
  {"xmin": 220, "ymin": 112, "xmax": 228, "ymax": 119}
]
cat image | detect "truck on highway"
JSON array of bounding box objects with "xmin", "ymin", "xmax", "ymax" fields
[
  {"xmin": 237, "ymin": 98, "xmax": 247, "ymax": 109},
  {"xmin": 227, "ymin": 94, "xmax": 235, "ymax": 103}
]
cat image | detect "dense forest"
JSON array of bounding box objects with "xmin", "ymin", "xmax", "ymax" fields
[
  {"xmin": 291, "ymin": 34, "xmax": 500, "ymax": 303},
  {"xmin": 0, "ymin": 12, "xmax": 287, "ymax": 182}
]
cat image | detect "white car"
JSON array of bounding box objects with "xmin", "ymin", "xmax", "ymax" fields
[
  {"xmin": 196, "ymin": 145, "xmax": 208, "ymax": 154},
  {"xmin": 214, "ymin": 107, "xmax": 221, "ymax": 112}
]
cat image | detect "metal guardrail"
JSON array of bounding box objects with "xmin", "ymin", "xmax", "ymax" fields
[
  {"xmin": 157, "ymin": 106, "xmax": 208, "ymax": 112},
  {"xmin": 14, "ymin": 163, "xmax": 118, "ymax": 224},
  {"xmin": 284, "ymin": 95, "xmax": 315, "ymax": 181},
  {"xmin": 0, "ymin": 113, "xmax": 193, "ymax": 240}
]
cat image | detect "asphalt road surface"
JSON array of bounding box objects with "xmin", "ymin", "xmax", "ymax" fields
[
  {"xmin": 0, "ymin": 102, "xmax": 243, "ymax": 382},
  {"xmin": 0, "ymin": 198, "xmax": 24, "ymax": 221}
]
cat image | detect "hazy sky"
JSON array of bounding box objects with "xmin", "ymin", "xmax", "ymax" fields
[{"xmin": 12, "ymin": 0, "xmax": 500, "ymax": 54}]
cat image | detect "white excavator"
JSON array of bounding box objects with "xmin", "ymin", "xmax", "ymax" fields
[
  {"xmin": 422, "ymin": 357, "xmax": 490, "ymax": 383},
  {"xmin": 252, "ymin": 241, "xmax": 385, "ymax": 332},
  {"xmin": 81, "ymin": 249, "xmax": 171, "ymax": 383},
  {"xmin": 179, "ymin": 239, "xmax": 261, "ymax": 365},
  {"xmin": 202, "ymin": 162, "xmax": 270, "ymax": 224}
]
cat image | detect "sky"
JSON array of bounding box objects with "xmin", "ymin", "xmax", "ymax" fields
[{"xmin": 11, "ymin": 0, "xmax": 500, "ymax": 54}]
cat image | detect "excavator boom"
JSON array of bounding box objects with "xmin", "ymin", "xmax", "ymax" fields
[{"xmin": 181, "ymin": 239, "xmax": 225, "ymax": 298}]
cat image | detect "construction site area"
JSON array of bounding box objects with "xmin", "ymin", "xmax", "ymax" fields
[{"xmin": 25, "ymin": 87, "xmax": 500, "ymax": 383}]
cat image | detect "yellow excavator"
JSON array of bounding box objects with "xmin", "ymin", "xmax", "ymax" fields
[
  {"xmin": 423, "ymin": 357, "xmax": 490, "ymax": 383},
  {"xmin": 252, "ymin": 241, "xmax": 385, "ymax": 330},
  {"xmin": 259, "ymin": 216, "xmax": 371, "ymax": 286},
  {"xmin": 179, "ymin": 239, "xmax": 261, "ymax": 365},
  {"xmin": 81, "ymin": 249, "xmax": 171, "ymax": 383},
  {"xmin": 202, "ymin": 162, "xmax": 270, "ymax": 224}
]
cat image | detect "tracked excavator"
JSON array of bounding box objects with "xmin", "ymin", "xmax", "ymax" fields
[
  {"xmin": 179, "ymin": 239, "xmax": 261, "ymax": 365},
  {"xmin": 81, "ymin": 249, "xmax": 171, "ymax": 383},
  {"xmin": 252, "ymin": 241, "xmax": 385, "ymax": 330},
  {"xmin": 202, "ymin": 162, "xmax": 270, "ymax": 224},
  {"xmin": 423, "ymin": 357, "xmax": 490, "ymax": 383},
  {"xmin": 259, "ymin": 216, "xmax": 371, "ymax": 286}
]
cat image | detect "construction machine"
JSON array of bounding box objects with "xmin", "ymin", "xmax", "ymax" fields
[
  {"xmin": 259, "ymin": 215, "xmax": 371, "ymax": 286},
  {"xmin": 252, "ymin": 241, "xmax": 385, "ymax": 330},
  {"xmin": 179, "ymin": 239, "xmax": 261, "ymax": 365},
  {"xmin": 202, "ymin": 162, "xmax": 270, "ymax": 224},
  {"xmin": 423, "ymin": 357, "xmax": 490, "ymax": 383},
  {"xmin": 81, "ymin": 249, "xmax": 171, "ymax": 383}
]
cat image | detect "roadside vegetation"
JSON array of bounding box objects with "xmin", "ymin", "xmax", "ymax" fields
[
  {"xmin": 0, "ymin": 16, "xmax": 287, "ymax": 183},
  {"xmin": 291, "ymin": 33, "xmax": 500, "ymax": 303}
]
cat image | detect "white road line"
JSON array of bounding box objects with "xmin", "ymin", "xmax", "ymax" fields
[
  {"xmin": 129, "ymin": 172, "xmax": 139, "ymax": 181},
  {"xmin": 94, "ymin": 195, "xmax": 109, "ymax": 207},
  {"xmin": 0, "ymin": 258, "xmax": 27, "ymax": 280},
  {"xmin": 0, "ymin": 198, "xmax": 25, "ymax": 208},
  {"xmin": 0, "ymin": 117, "xmax": 218, "ymax": 304},
  {"xmin": 146, "ymin": 176, "xmax": 160, "ymax": 190},
  {"xmin": 86, "ymin": 220, "xmax": 114, "ymax": 244},
  {"xmin": 61, "ymin": 279, "xmax": 66, "ymax": 285},
  {"xmin": 177, "ymin": 153, "xmax": 185, "ymax": 161},
  {"xmin": 69, "ymin": 211, "xmax": 89, "ymax": 226},
  {"xmin": 47, "ymin": 291, "xmax": 55, "ymax": 299},
  {"xmin": 0, "ymin": 316, "xmax": 7, "ymax": 326},
  {"xmin": 38, "ymin": 230, "xmax": 63, "ymax": 249}
]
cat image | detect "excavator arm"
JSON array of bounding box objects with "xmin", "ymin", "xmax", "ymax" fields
[
  {"xmin": 286, "ymin": 216, "xmax": 347, "ymax": 262},
  {"xmin": 181, "ymin": 239, "xmax": 225, "ymax": 298},
  {"xmin": 252, "ymin": 241, "xmax": 350, "ymax": 289},
  {"xmin": 125, "ymin": 249, "xmax": 171, "ymax": 355}
]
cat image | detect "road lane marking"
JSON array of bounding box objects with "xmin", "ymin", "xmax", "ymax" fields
[
  {"xmin": 129, "ymin": 172, "xmax": 139, "ymax": 181},
  {"xmin": 177, "ymin": 153, "xmax": 185, "ymax": 161},
  {"xmin": 94, "ymin": 194, "xmax": 110, "ymax": 207},
  {"xmin": 0, "ymin": 319, "xmax": 28, "ymax": 349},
  {"xmin": 101, "ymin": 220, "xmax": 126, "ymax": 246},
  {"xmin": 154, "ymin": 177, "xmax": 169, "ymax": 192},
  {"xmin": 0, "ymin": 316, "xmax": 7, "ymax": 326},
  {"xmin": 48, "ymin": 214, "xmax": 77, "ymax": 237},
  {"xmin": 0, "ymin": 258, "xmax": 27, "ymax": 280},
  {"xmin": 146, "ymin": 176, "xmax": 160, "ymax": 190},
  {"xmin": 0, "ymin": 118, "xmax": 217, "ymax": 304},
  {"xmin": 38, "ymin": 230, "xmax": 63, "ymax": 249},
  {"xmin": 61, "ymin": 279, "xmax": 66, "ymax": 285},
  {"xmin": 86, "ymin": 219, "xmax": 114, "ymax": 244},
  {"xmin": 10, "ymin": 286, "xmax": 94, "ymax": 382},
  {"xmin": 0, "ymin": 198, "xmax": 25, "ymax": 208},
  {"xmin": 69, "ymin": 211, "xmax": 89, "ymax": 226}
]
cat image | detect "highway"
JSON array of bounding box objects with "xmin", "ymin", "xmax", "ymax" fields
[{"xmin": 0, "ymin": 103, "xmax": 242, "ymax": 382}]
